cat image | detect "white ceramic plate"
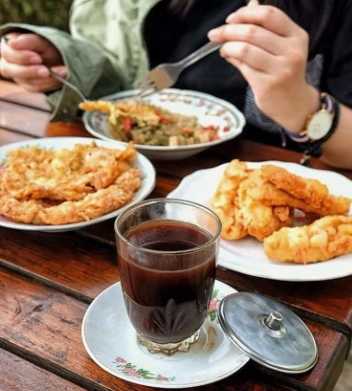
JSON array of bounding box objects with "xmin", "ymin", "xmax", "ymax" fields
[
  {"xmin": 82, "ymin": 88, "xmax": 245, "ymax": 160},
  {"xmin": 0, "ymin": 137, "xmax": 156, "ymax": 232},
  {"xmin": 81, "ymin": 280, "xmax": 249, "ymax": 388},
  {"xmin": 168, "ymin": 161, "xmax": 352, "ymax": 282}
]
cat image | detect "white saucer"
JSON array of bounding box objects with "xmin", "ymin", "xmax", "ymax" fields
[{"xmin": 81, "ymin": 280, "xmax": 249, "ymax": 388}]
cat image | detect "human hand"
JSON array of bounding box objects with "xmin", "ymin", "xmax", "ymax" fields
[
  {"xmin": 208, "ymin": 3, "xmax": 320, "ymax": 132},
  {"xmin": 0, "ymin": 32, "xmax": 68, "ymax": 93}
]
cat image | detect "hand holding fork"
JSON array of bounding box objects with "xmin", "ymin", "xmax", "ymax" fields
[
  {"xmin": 0, "ymin": 35, "xmax": 87, "ymax": 100},
  {"xmin": 133, "ymin": 41, "xmax": 221, "ymax": 98},
  {"xmin": 134, "ymin": 0, "xmax": 259, "ymax": 98}
]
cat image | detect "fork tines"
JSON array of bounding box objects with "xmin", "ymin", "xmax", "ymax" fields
[{"xmin": 133, "ymin": 65, "xmax": 175, "ymax": 98}]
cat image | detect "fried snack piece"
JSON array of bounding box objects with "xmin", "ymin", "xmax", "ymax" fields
[
  {"xmin": 236, "ymin": 169, "xmax": 293, "ymax": 241},
  {"xmin": 0, "ymin": 168, "xmax": 141, "ymax": 225},
  {"xmin": 264, "ymin": 215, "xmax": 352, "ymax": 264},
  {"xmin": 246, "ymin": 172, "xmax": 329, "ymax": 218},
  {"xmin": 260, "ymin": 164, "xmax": 351, "ymax": 215},
  {"xmin": 210, "ymin": 160, "xmax": 250, "ymax": 240},
  {"xmin": 78, "ymin": 100, "xmax": 113, "ymax": 114},
  {"xmin": 0, "ymin": 142, "xmax": 142, "ymax": 225},
  {"xmin": 1, "ymin": 142, "xmax": 136, "ymax": 202},
  {"xmin": 210, "ymin": 161, "xmax": 293, "ymax": 241},
  {"xmin": 210, "ymin": 160, "xmax": 351, "ymax": 246},
  {"xmin": 79, "ymin": 100, "xmax": 160, "ymax": 124}
]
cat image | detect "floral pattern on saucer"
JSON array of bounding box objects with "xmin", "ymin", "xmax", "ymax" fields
[
  {"xmin": 111, "ymin": 286, "xmax": 224, "ymax": 383},
  {"xmin": 207, "ymin": 288, "xmax": 222, "ymax": 321},
  {"xmin": 113, "ymin": 357, "xmax": 176, "ymax": 383},
  {"xmin": 82, "ymin": 280, "xmax": 249, "ymax": 389}
]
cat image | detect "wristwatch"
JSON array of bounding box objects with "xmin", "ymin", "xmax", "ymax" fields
[
  {"xmin": 282, "ymin": 92, "xmax": 340, "ymax": 166},
  {"xmin": 299, "ymin": 92, "xmax": 336, "ymax": 140}
]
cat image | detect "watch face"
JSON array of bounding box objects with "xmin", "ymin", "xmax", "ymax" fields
[{"xmin": 307, "ymin": 110, "xmax": 333, "ymax": 140}]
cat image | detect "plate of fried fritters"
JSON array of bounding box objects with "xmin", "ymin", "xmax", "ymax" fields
[
  {"xmin": 168, "ymin": 160, "xmax": 352, "ymax": 281},
  {"xmin": 0, "ymin": 137, "xmax": 156, "ymax": 232}
]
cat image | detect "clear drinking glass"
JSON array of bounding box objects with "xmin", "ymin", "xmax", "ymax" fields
[{"xmin": 114, "ymin": 198, "xmax": 221, "ymax": 355}]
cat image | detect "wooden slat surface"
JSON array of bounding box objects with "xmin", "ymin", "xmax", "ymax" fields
[
  {"xmin": 0, "ymin": 349, "xmax": 87, "ymax": 391},
  {"xmin": 0, "ymin": 79, "xmax": 51, "ymax": 110},
  {"xmin": 0, "ymin": 266, "xmax": 347, "ymax": 391}
]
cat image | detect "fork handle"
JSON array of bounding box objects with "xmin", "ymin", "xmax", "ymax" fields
[
  {"xmin": 48, "ymin": 68, "xmax": 87, "ymax": 102},
  {"xmin": 177, "ymin": 41, "xmax": 221, "ymax": 70}
]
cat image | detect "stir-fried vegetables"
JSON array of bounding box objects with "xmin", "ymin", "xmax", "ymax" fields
[{"xmin": 80, "ymin": 100, "xmax": 220, "ymax": 146}]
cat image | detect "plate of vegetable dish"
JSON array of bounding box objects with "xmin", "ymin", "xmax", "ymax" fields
[{"xmin": 80, "ymin": 88, "xmax": 245, "ymax": 160}]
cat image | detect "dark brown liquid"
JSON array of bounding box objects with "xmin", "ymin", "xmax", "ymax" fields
[{"xmin": 118, "ymin": 220, "xmax": 216, "ymax": 344}]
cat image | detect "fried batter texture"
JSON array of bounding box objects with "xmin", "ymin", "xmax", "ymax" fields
[
  {"xmin": 0, "ymin": 142, "xmax": 142, "ymax": 225},
  {"xmin": 211, "ymin": 160, "xmax": 294, "ymax": 241},
  {"xmin": 210, "ymin": 160, "xmax": 250, "ymax": 240},
  {"xmin": 263, "ymin": 215, "xmax": 352, "ymax": 264},
  {"xmin": 210, "ymin": 159, "xmax": 352, "ymax": 263},
  {"xmin": 236, "ymin": 169, "xmax": 293, "ymax": 241},
  {"xmin": 260, "ymin": 164, "xmax": 351, "ymax": 216}
]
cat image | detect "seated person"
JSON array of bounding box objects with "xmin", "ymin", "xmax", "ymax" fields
[{"xmin": 1, "ymin": 0, "xmax": 351, "ymax": 169}]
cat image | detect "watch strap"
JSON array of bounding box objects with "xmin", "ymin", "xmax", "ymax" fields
[{"xmin": 280, "ymin": 93, "xmax": 340, "ymax": 166}]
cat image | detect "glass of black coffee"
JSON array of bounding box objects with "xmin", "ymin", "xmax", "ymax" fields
[{"xmin": 114, "ymin": 198, "xmax": 221, "ymax": 355}]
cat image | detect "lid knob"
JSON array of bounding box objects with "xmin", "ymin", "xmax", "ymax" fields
[
  {"xmin": 262, "ymin": 311, "xmax": 286, "ymax": 337},
  {"xmin": 264, "ymin": 311, "xmax": 282, "ymax": 330}
]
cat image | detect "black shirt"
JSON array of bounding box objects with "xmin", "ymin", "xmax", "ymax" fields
[{"xmin": 143, "ymin": 0, "xmax": 352, "ymax": 147}]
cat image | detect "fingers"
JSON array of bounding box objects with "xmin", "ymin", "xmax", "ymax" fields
[
  {"xmin": 1, "ymin": 43, "xmax": 46, "ymax": 81},
  {"xmin": 1, "ymin": 34, "xmax": 44, "ymax": 79},
  {"xmin": 0, "ymin": 33, "xmax": 66, "ymax": 93},
  {"xmin": 12, "ymin": 75, "xmax": 63, "ymax": 93},
  {"xmin": 2, "ymin": 42, "xmax": 42, "ymax": 68},
  {"xmin": 11, "ymin": 63, "xmax": 67, "ymax": 93},
  {"xmin": 8, "ymin": 34, "xmax": 64, "ymax": 67},
  {"xmin": 207, "ymin": 3, "xmax": 308, "ymax": 77},
  {"xmin": 209, "ymin": 22, "xmax": 285, "ymax": 57},
  {"xmin": 208, "ymin": 25, "xmax": 286, "ymax": 79},
  {"xmin": 206, "ymin": 3, "xmax": 311, "ymax": 131},
  {"xmin": 225, "ymin": 4, "xmax": 299, "ymax": 37},
  {"xmin": 4, "ymin": 33, "xmax": 52, "ymax": 56}
]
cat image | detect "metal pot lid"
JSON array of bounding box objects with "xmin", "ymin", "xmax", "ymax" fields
[{"xmin": 218, "ymin": 292, "xmax": 318, "ymax": 374}]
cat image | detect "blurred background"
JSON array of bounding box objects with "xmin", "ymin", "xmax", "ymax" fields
[{"xmin": 0, "ymin": 0, "xmax": 70, "ymax": 31}]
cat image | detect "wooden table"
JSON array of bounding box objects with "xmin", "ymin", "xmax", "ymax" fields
[{"xmin": 0, "ymin": 79, "xmax": 351, "ymax": 391}]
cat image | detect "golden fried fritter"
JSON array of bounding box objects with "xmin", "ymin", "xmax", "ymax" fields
[
  {"xmin": 1, "ymin": 142, "xmax": 136, "ymax": 202},
  {"xmin": 261, "ymin": 164, "xmax": 351, "ymax": 215},
  {"xmin": 79, "ymin": 100, "xmax": 160, "ymax": 124},
  {"xmin": 210, "ymin": 160, "xmax": 250, "ymax": 240},
  {"xmin": 0, "ymin": 142, "xmax": 141, "ymax": 225},
  {"xmin": 210, "ymin": 160, "xmax": 352, "ymax": 263},
  {"xmin": 236, "ymin": 169, "xmax": 293, "ymax": 241},
  {"xmin": 263, "ymin": 215, "xmax": 352, "ymax": 264},
  {"xmin": 79, "ymin": 100, "xmax": 113, "ymax": 114}
]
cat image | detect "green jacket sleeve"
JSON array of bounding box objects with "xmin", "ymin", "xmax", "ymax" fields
[
  {"xmin": 0, "ymin": 0, "xmax": 157, "ymax": 122},
  {"xmin": 0, "ymin": 23, "xmax": 126, "ymax": 122}
]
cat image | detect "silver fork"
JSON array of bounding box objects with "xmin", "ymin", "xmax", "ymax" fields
[
  {"xmin": 48, "ymin": 68, "xmax": 87, "ymax": 102},
  {"xmin": 133, "ymin": 0, "xmax": 259, "ymax": 98},
  {"xmin": 133, "ymin": 41, "xmax": 221, "ymax": 98}
]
